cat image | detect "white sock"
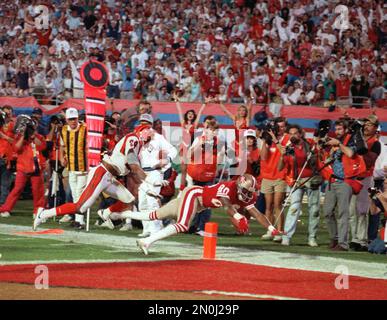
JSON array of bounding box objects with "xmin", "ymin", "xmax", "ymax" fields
[
  {"xmin": 268, "ymin": 225, "xmax": 275, "ymax": 232},
  {"xmin": 148, "ymin": 220, "xmax": 163, "ymax": 234},
  {"xmin": 103, "ymin": 207, "xmax": 112, "ymax": 215},
  {"xmin": 41, "ymin": 208, "xmax": 57, "ymax": 220},
  {"xmin": 110, "ymin": 212, "xmax": 124, "ymax": 221},
  {"xmin": 75, "ymin": 214, "xmax": 85, "ymax": 224},
  {"xmin": 142, "ymin": 220, "xmax": 151, "ymax": 233},
  {"xmin": 143, "ymin": 224, "xmax": 178, "ymax": 246},
  {"xmin": 121, "ymin": 210, "xmax": 151, "ymax": 221}
]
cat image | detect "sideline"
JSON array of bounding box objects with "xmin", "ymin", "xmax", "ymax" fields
[{"xmin": 0, "ymin": 224, "xmax": 386, "ymax": 280}]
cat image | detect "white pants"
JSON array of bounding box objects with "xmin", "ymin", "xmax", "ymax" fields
[
  {"xmin": 68, "ymin": 171, "xmax": 87, "ymax": 223},
  {"xmin": 138, "ymin": 170, "xmax": 163, "ymax": 234},
  {"xmin": 77, "ymin": 165, "xmax": 135, "ymax": 213}
]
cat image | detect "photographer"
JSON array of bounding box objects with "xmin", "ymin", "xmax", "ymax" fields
[
  {"xmin": 0, "ymin": 106, "xmax": 14, "ymax": 214},
  {"xmin": 0, "ymin": 117, "xmax": 46, "ymax": 217},
  {"xmin": 46, "ymin": 115, "xmax": 66, "ymax": 209},
  {"xmin": 318, "ymin": 120, "xmax": 366, "ymax": 251},
  {"xmin": 260, "ymin": 117, "xmax": 289, "ymax": 241},
  {"xmin": 349, "ymin": 115, "xmax": 381, "ymax": 251},
  {"xmin": 278, "ymin": 124, "xmax": 321, "ymax": 247}
]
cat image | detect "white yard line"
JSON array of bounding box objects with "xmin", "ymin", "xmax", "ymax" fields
[
  {"xmin": 0, "ymin": 224, "xmax": 386, "ymax": 280},
  {"xmin": 195, "ymin": 290, "xmax": 304, "ymax": 300}
]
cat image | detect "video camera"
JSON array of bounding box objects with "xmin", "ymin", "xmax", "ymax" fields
[
  {"xmin": 14, "ymin": 115, "xmax": 37, "ymax": 140},
  {"xmin": 314, "ymin": 119, "xmax": 332, "ymax": 148},
  {"xmin": 343, "ymin": 117, "xmax": 368, "ymax": 155}
]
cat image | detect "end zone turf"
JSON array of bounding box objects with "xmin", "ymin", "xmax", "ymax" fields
[{"xmin": 0, "ymin": 260, "xmax": 386, "ymax": 300}]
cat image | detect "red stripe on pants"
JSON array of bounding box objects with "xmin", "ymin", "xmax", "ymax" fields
[
  {"xmin": 55, "ymin": 166, "xmax": 106, "ymax": 216},
  {"xmin": 0, "ymin": 172, "xmax": 45, "ymax": 214},
  {"xmin": 76, "ymin": 166, "xmax": 107, "ymax": 209},
  {"xmin": 108, "ymin": 201, "xmax": 130, "ymax": 213},
  {"xmin": 177, "ymin": 187, "xmax": 202, "ymax": 229}
]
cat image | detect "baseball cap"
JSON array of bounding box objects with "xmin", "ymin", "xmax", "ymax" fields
[
  {"xmin": 244, "ymin": 129, "xmax": 257, "ymax": 139},
  {"xmin": 32, "ymin": 107, "xmax": 43, "ymax": 115},
  {"xmin": 139, "ymin": 113, "xmax": 154, "ymax": 124},
  {"xmin": 65, "ymin": 108, "xmax": 79, "ymax": 119}
]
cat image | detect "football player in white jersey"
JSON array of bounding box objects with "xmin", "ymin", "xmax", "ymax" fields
[
  {"xmin": 99, "ymin": 114, "xmax": 178, "ymax": 236},
  {"xmin": 33, "ymin": 125, "xmax": 152, "ymax": 230}
]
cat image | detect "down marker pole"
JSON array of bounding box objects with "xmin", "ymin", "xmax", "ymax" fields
[{"xmin": 203, "ymin": 222, "xmax": 218, "ymax": 259}]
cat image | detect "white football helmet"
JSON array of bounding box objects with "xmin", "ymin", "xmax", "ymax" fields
[{"xmin": 236, "ymin": 174, "xmax": 257, "ymax": 203}]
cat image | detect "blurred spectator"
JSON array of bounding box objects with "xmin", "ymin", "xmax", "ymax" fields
[
  {"xmin": 0, "ymin": 106, "xmax": 14, "ymax": 206},
  {"xmin": 0, "ymin": 0, "xmax": 383, "ymax": 106}
]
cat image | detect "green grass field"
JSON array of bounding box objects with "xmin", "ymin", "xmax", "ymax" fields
[{"xmin": 0, "ymin": 199, "xmax": 385, "ymax": 264}]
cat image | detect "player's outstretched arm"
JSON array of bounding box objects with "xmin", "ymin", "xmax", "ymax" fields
[
  {"xmin": 247, "ymin": 206, "xmax": 280, "ymax": 235},
  {"xmin": 219, "ymin": 197, "xmax": 249, "ymax": 234}
]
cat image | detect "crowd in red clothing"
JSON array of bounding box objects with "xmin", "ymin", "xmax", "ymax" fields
[{"xmin": 0, "ymin": 0, "xmax": 384, "ymax": 108}]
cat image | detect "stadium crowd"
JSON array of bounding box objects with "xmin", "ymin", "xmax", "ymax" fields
[
  {"xmin": 0, "ymin": 0, "xmax": 385, "ymax": 254},
  {"xmin": 0, "ymin": 0, "xmax": 385, "ymax": 108}
]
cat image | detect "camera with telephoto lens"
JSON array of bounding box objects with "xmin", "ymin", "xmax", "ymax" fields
[
  {"xmin": 345, "ymin": 117, "xmax": 368, "ymax": 155},
  {"xmin": 14, "ymin": 115, "xmax": 37, "ymax": 140},
  {"xmin": 314, "ymin": 119, "xmax": 332, "ymax": 148},
  {"xmin": 368, "ymin": 187, "xmax": 384, "ymax": 213},
  {"xmin": 261, "ymin": 120, "xmax": 279, "ymax": 146},
  {"xmin": 284, "ymin": 145, "xmax": 295, "ymax": 156}
]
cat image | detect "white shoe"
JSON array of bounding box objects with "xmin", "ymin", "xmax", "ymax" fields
[
  {"xmin": 138, "ymin": 231, "xmax": 151, "ymax": 238},
  {"xmin": 119, "ymin": 223, "xmax": 133, "ymax": 231},
  {"xmin": 100, "ymin": 221, "xmax": 115, "ymax": 230},
  {"xmin": 281, "ymin": 237, "xmax": 290, "ymax": 246},
  {"xmin": 308, "ymin": 239, "xmax": 319, "ymax": 247},
  {"xmin": 273, "ymin": 235, "xmax": 283, "ymax": 242},
  {"xmin": 261, "ymin": 230, "xmax": 274, "ymax": 240},
  {"xmin": 59, "ymin": 215, "xmax": 72, "ymax": 223},
  {"xmin": 0, "ymin": 211, "xmax": 10, "ymax": 218},
  {"xmin": 136, "ymin": 239, "xmax": 149, "ymax": 255},
  {"xmin": 97, "ymin": 209, "xmax": 114, "ymax": 230},
  {"xmin": 33, "ymin": 207, "xmax": 45, "ymax": 231},
  {"xmin": 195, "ymin": 230, "xmax": 205, "ymax": 237}
]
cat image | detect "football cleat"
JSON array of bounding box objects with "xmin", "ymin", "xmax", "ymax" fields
[
  {"xmin": 0, "ymin": 211, "xmax": 10, "ymax": 218},
  {"xmin": 33, "ymin": 207, "xmax": 45, "ymax": 231},
  {"xmin": 136, "ymin": 239, "xmax": 149, "ymax": 255},
  {"xmin": 97, "ymin": 209, "xmax": 114, "ymax": 230},
  {"xmin": 119, "ymin": 223, "xmax": 133, "ymax": 231}
]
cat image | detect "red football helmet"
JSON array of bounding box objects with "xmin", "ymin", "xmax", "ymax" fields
[
  {"xmin": 134, "ymin": 124, "xmax": 153, "ymax": 143},
  {"xmin": 236, "ymin": 174, "xmax": 257, "ymax": 203}
]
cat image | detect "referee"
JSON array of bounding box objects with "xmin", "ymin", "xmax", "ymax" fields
[{"xmin": 59, "ymin": 108, "xmax": 88, "ymax": 229}]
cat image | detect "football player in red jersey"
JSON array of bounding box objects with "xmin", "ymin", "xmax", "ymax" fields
[{"xmin": 112, "ymin": 173, "xmax": 280, "ymax": 255}]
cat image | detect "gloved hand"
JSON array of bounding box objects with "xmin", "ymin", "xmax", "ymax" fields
[
  {"xmin": 231, "ymin": 213, "xmax": 249, "ymax": 234},
  {"xmin": 270, "ymin": 228, "xmax": 285, "ymax": 236}
]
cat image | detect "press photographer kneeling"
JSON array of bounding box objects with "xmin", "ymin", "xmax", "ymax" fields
[{"xmin": 318, "ymin": 119, "xmax": 367, "ymax": 251}]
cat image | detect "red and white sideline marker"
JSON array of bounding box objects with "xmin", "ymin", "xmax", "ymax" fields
[{"xmin": 203, "ymin": 222, "xmax": 218, "ymax": 259}]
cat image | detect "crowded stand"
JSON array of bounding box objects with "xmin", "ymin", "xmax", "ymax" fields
[{"xmin": 0, "ymin": 0, "xmax": 386, "ymax": 255}]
